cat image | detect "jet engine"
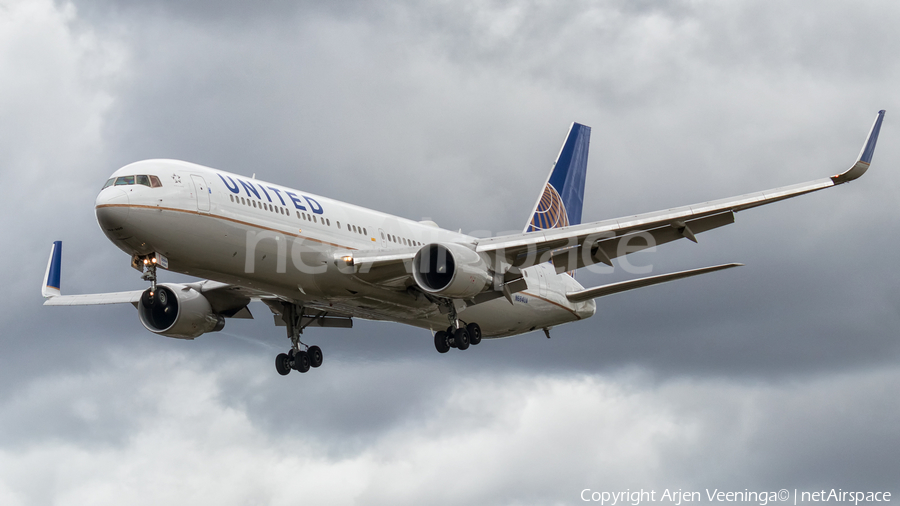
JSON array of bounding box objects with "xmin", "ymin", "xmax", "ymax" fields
[
  {"xmin": 412, "ymin": 243, "xmax": 491, "ymax": 299},
  {"xmin": 138, "ymin": 283, "xmax": 225, "ymax": 339}
]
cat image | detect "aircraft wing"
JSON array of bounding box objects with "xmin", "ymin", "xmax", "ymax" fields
[
  {"xmin": 42, "ymin": 241, "xmax": 255, "ymax": 317},
  {"xmin": 333, "ymin": 246, "xmax": 420, "ymax": 287},
  {"xmin": 476, "ymin": 110, "xmax": 885, "ymax": 274},
  {"xmin": 43, "ymin": 290, "xmax": 145, "ymax": 306}
]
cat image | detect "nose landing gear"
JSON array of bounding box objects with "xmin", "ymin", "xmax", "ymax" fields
[{"xmin": 133, "ymin": 252, "xmax": 165, "ymax": 296}]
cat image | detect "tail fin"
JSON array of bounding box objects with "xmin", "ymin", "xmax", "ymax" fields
[
  {"xmin": 525, "ymin": 122, "xmax": 591, "ymax": 233},
  {"xmin": 42, "ymin": 241, "xmax": 62, "ymax": 298}
]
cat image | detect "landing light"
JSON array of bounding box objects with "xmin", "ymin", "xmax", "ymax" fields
[
  {"xmin": 342, "ymin": 255, "xmax": 353, "ymax": 264},
  {"xmin": 151, "ymin": 257, "xmax": 158, "ymax": 264}
]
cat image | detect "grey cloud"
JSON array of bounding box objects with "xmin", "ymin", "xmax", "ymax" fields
[
  {"xmin": 2, "ymin": 352, "xmax": 897, "ymax": 503},
  {"xmin": 3, "ymin": 0, "xmax": 900, "ymax": 501}
]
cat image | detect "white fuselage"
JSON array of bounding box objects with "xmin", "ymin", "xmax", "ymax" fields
[{"xmin": 95, "ymin": 159, "xmax": 596, "ymax": 338}]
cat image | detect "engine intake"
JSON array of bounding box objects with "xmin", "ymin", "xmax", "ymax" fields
[
  {"xmin": 138, "ymin": 284, "xmax": 225, "ymax": 339},
  {"xmin": 413, "ymin": 243, "xmax": 490, "ymax": 299}
]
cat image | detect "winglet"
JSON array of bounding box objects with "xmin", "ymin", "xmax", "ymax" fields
[
  {"xmin": 832, "ymin": 110, "xmax": 885, "ymax": 184},
  {"xmin": 42, "ymin": 241, "xmax": 62, "ymax": 298}
]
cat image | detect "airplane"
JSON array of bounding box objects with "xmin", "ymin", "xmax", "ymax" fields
[{"xmin": 42, "ymin": 110, "xmax": 885, "ymax": 376}]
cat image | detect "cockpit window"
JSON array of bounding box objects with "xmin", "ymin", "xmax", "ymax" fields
[
  {"xmin": 109, "ymin": 175, "xmax": 163, "ymax": 188},
  {"xmin": 102, "ymin": 178, "xmax": 115, "ymax": 189}
]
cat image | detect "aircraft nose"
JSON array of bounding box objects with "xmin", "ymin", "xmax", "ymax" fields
[{"xmin": 95, "ymin": 187, "xmax": 131, "ymax": 239}]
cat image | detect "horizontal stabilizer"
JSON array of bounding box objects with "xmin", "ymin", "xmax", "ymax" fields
[{"xmin": 565, "ymin": 263, "xmax": 742, "ymax": 303}]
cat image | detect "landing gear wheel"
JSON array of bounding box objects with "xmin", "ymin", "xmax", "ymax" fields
[
  {"xmin": 434, "ymin": 331, "xmax": 451, "ymax": 353},
  {"xmin": 454, "ymin": 328, "xmax": 470, "ymax": 350},
  {"xmin": 467, "ymin": 323, "xmax": 482, "ymax": 345},
  {"xmin": 308, "ymin": 346, "xmax": 323, "ymax": 368},
  {"xmin": 275, "ymin": 353, "xmax": 292, "ymax": 376},
  {"xmin": 292, "ymin": 351, "xmax": 311, "ymax": 373}
]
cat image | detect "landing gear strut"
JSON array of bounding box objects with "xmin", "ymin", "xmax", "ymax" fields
[
  {"xmin": 433, "ymin": 300, "xmax": 482, "ymax": 354},
  {"xmin": 138, "ymin": 254, "xmax": 160, "ymax": 295},
  {"xmin": 275, "ymin": 303, "xmax": 324, "ymax": 376}
]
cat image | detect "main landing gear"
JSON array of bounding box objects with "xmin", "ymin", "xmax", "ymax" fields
[
  {"xmin": 275, "ymin": 303, "xmax": 324, "ymax": 376},
  {"xmin": 433, "ymin": 301, "xmax": 482, "ymax": 354},
  {"xmin": 433, "ymin": 322, "xmax": 482, "ymax": 353}
]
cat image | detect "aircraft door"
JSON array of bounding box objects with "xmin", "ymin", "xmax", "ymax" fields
[
  {"xmin": 537, "ymin": 265, "xmax": 548, "ymax": 297},
  {"xmin": 191, "ymin": 175, "xmax": 210, "ymax": 213},
  {"xmin": 378, "ymin": 228, "xmax": 387, "ymax": 248}
]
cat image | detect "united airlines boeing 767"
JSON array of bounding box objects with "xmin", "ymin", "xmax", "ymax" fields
[{"xmin": 42, "ymin": 111, "xmax": 885, "ymax": 375}]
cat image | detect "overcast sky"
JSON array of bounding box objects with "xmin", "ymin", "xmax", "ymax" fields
[{"xmin": 2, "ymin": 0, "xmax": 899, "ymax": 504}]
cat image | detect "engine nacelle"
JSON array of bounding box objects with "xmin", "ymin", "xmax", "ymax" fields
[
  {"xmin": 413, "ymin": 243, "xmax": 491, "ymax": 299},
  {"xmin": 138, "ymin": 283, "xmax": 225, "ymax": 339}
]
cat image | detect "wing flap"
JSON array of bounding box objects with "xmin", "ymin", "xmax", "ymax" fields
[{"xmin": 549, "ymin": 211, "xmax": 735, "ymax": 274}]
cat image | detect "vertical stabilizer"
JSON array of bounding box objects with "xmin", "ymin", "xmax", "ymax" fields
[{"xmin": 525, "ymin": 122, "xmax": 591, "ymax": 233}]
